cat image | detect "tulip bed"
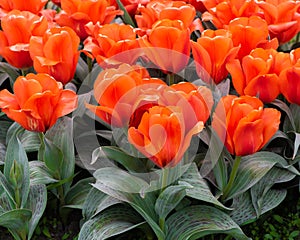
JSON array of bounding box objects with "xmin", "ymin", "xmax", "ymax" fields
[{"xmin": 0, "ymin": 0, "xmax": 300, "ymax": 239}]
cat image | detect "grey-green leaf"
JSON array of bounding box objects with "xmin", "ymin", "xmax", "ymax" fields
[
  {"xmin": 29, "ymin": 161, "xmax": 58, "ymax": 185},
  {"xmin": 0, "ymin": 208, "xmax": 32, "ymax": 231}
]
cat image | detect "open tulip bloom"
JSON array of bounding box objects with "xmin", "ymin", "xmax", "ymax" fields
[{"xmin": 1, "ymin": 0, "xmax": 300, "ymax": 240}]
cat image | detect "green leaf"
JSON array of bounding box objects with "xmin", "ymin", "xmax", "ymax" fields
[
  {"xmin": 93, "ymin": 167, "xmax": 164, "ymax": 239},
  {"xmin": 155, "ymin": 185, "xmax": 186, "ymax": 220},
  {"xmin": 0, "ymin": 120, "xmax": 12, "ymax": 144},
  {"xmin": 92, "ymin": 146, "xmax": 148, "ymax": 173},
  {"xmin": 45, "ymin": 117, "xmax": 75, "ymax": 193},
  {"xmin": 78, "ymin": 205, "xmax": 145, "ymax": 240},
  {"xmin": 272, "ymin": 99, "xmax": 296, "ymax": 131},
  {"xmin": 20, "ymin": 130, "xmax": 40, "ymax": 152},
  {"xmin": 0, "ymin": 62, "xmax": 20, "ymax": 87},
  {"xmin": 0, "ymin": 208, "xmax": 32, "ymax": 232},
  {"xmin": 0, "ymin": 142, "xmax": 5, "ymax": 165},
  {"xmin": 64, "ymin": 177, "xmax": 94, "ymax": 208},
  {"xmin": 225, "ymin": 151, "xmax": 292, "ymax": 200},
  {"xmin": 165, "ymin": 205, "xmax": 250, "ymax": 240},
  {"xmin": 178, "ymin": 163, "xmax": 229, "ymax": 210},
  {"xmin": 29, "ymin": 161, "xmax": 58, "ymax": 185},
  {"xmin": 115, "ymin": 0, "xmax": 136, "ymax": 27},
  {"xmin": 83, "ymin": 187, "xmax": 122, "ymax": 220},
  {"xmin": 26, "ymin": 184, "xmax": 47, "ymax": 240},
  {"xmin": 4, "ymin": 131, "xmax": 30, "ymax": 208},
  {"xmin": 0, "ymin": 171, "xmax": 16, "ymax": 208},
  {"xmin": 229, "ymin": 191, "xmax": 257, "ymax": 226}
]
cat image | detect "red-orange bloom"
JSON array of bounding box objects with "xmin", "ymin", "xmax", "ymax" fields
[
  {"xmin": 201, "ymin": 0, "xmax": 260, "ymax": 29},
  {"xmin": 0, "ymin": 73, "xmax": 78, "ymax": 132},
  {"xmin": 228, "ymin": 16, "xmax": 278, "ymax": 60},
  {"xmin": 0, "ymin": 0, "xmax": 47, "ymax": 17},
  {"xmin": 135, "ymin": 0, "xmax": 202, "ymax": 35},
  {"xmin": 138, "ymin": 19, "xmax": 191, "ymax": 73},
  {"xmin": 29, "ymin": 26, "xmax": 80, "ymax": 85},
  {"xmin": 212, "ymin": 95, "xmax": 281, "ymax": 156},
  {"xmin": 128, "ymin": 105, "xmax": 204, "ymax": 168},
  {"xmin": 0, "ymin": 10, "xmax": 48, "ymax": 69},
  {"xmin": 226, "ymin": 48, "xmax": 291, "ymax": 103},
  {"xmin": 86, "ymin": 64, "xmax": 166, "ymax": 127},
  {"xmin": 191, "ymin": 29, "xmax": 240, "ymax": 84},
  {"xmin": 55, "ymin": 0, "xmax": 122, "ymax": 40},
  {"xmin": 256, "ymin": 0, "xmax": 300, "ymax": 44},
  {"xmin": 83, "ymin": 22, "xmax": 140, "ymax": 67},
  {"xmin": 279, "ymin": 66, "xmax": 300, "ymax": 105}
]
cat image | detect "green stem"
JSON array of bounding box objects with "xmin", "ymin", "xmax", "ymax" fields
[
  {"xmin": 15, "ymin": 187, "xmax": 21, "ymax": 209},
  {"xmin": 166, "ymin": 73, "xmax": 175, "ymax": 86},
  {"xmin": 87, "ymin": 57, "xmax": 93, "ymax": 73},
  {"xmin": 221, "ymin": 155, "xmax": 242, "ymax": 201}
]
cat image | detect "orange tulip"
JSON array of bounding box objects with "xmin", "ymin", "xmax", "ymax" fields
[
  {"xmin": 226, "ymin": 48, "xmax": 291, "ymax": 103},
  {"xmin": 212, "ymin": 95, "xmax": 281, "ymax": 156},
  {"xmin": 201, "ymin": 0, "xmax": 260, "ymax": 29},
  {"xmin": 279, "ymin": 66, "xmax": 300, "ymax": 105},
  {"xmin": 256, "ymin": 0, "xmax": 300, "ymax": 44},
  {"xmin": 55, "ymin": 0, "xmax": 122, "ymax": 40},
  {"xmin": 0, "ymin": 10, "xmax": 48, "ymax": 69},
  {"xmin": 83, "ymin": 23, "xmax": 140, "ymax": 67},
  {"xmin": 135, "ymin": 0, "xmax": 202, "ymax": 35},
  {"xmin": 0, "ymin": 0, "xmax": 47, "ymax": 16},
  {"xmin": 191, "ymin": 29, "xmax": 240, "ymax": 84},
  {"xmin": 128, "ymin": 105, "xmax": 204, "ymax": 168},
  {"xmin": 29, "ymin": 26, "xmax": 80, "ymax": 85},
  {"xmin": 138, "ymin": 19, "xmax": 191, "ymax": 73},
  {"xmin": 0, "ymin": 73, "xmax": 78, "ymax": 132},
  {"xmin": 228, "ymin": 16, "xmax": 278, "ymax": 60},
  {"xmin": 86, "ymin": 64, "xmax": 166, "ymax": 127}
]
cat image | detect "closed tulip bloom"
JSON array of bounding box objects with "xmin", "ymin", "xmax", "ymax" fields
[
  {"xmin": 128, "ymin": 105, "xmax": 204, "ymax": 168},
  {"xmin": 256, "ymin": 0, "xmax": 300, "ymax": 44},
  {"xmin": 227, "ymin": 48, "xmax": 291, "ymax": 102},
  {"xmin": 0, "ymin": 0, "xmax": 47, "ymax": 16},
  {"xmin": 0, "ymin": 73, "xmax": 78, "ymax": 132},
  {"xmin": 55, "ymin": 0, "xmax": 122, "ymax": 40},
  {"xmin": 191, "ymin": 29, "xmax": 240, "ymax": 84},
  {"xmin": 0, "ymin": 10, "xmax": 48, "ymax": 69},
  {"xmin": 279, "ymin": 66, "xmax": 300, "ymax": 105},
  {"xmin": 228, "ymin": 16, "xmax": 278, "ymax": 60},
  {"xmin": 138, "ymin": 19, "xmax": 191, "ymax": 73},
  {"xmin": 83, "ymin": 23, "xmax": 140, "ymax": 67},
  {"xmin": 212, "ymin": 95, "xmax": 281, "ymax": 156},
  {"xmin": 29, "ymin": 26, "xmax": 80, "ymax": 85}
]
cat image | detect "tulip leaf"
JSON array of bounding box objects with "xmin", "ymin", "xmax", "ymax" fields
[
  {"xmin": 0, "ymin": 62, "xmax": 20, "ymax": 87},
  {"xmin": 0, "ymin": 208, "xmax": 32, "ymax": 232},
  {"xmin": 115, "ymin": 0, "xmax": 136, "ymax": 27},
  {"xmin": 20, "ymin": 130, "xmax": 40, "ymax": 152},
  {"xmin": 178, "ymin": 163, "xmax": 230, "ymax": 210},
  {"xmin": 4, "ymin": 130, "xmax": 30, "ymax": 208},
  {"xmin": 92, "ymin": 167, "xmax": 164, "ymax": 239},
  {"xmin": 64, "ymin": 177, "xmax": 94, "ymax": 209},
  {"xmin": 0, "ymin": 120, "xmax": 12, "ymax": 144},
  {"xmin": 0, "ymin": 171, "xmax": 16, "ymax": 208},
  {"xmin": 229, "ymin": 191, "xmax": 257, "ymax": 226},
  {"xmin": 225, "ymin": 151, "xmax": 295, "ymax": 200},
  {"xmin": 82, "ymin": 187, "xmax": 122, "ymax": 220},
  {"xmin": 72, "ymin": 91, "xmax": 92, "ymax": 118},
  {"xmin": 272, "ymin": 99, "xmax": 296, "ymax": 131},
  {"xmin": 92, "ymin": 146, "xmax": 148, "ymax": 173},
  {"xmin": 26, "ymin": 184, "xmax": 47, "ymax": 240},
  {"xmin": 165, "ymin": 205, "xmax": 250, "ymax": 240},
  {"xmin": 29, "ymin": 161, "xmax": 58, "ymax": 185},
  {"xmin": 155, "ymin": 185, "xmax": 187, "ymax": 220},
  {"xmin": 78, "ymin": 205, "xmax": 145, "ymax": 240},
  {"xmin": 0, "ymin": 143, "xmax": 5, "ymax": 165},
  {"xmin": 250, "ymin": 167, "xmax": 295, "ymax": 217},
  {"xmin": 45, "ymin": 117, "xmax": 75, "ymax": 193}
]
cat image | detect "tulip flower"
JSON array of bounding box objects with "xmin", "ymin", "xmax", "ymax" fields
[
  {"xmin": 201, "ymin": 0, "xmax": 260, "ymax": 29},
  {"xmin": 256, "ymin": 0, "xmax": 300, "ymax": 44},
  {"xmin": 191, "ymin": 29, "xmax": 240, "ymax": 84},
  {"xmin": 86, "ymin": 64, "xmax": 166, "ymax": 127},
  {"xmin": 138, "ymin": 19, "xmax": 191, "ymax": 73},
  {"xmin": 83, "ymin": 23, "xmax": 140, "ymax": 67},
  {"xmin": 55, "ymin": 0, "xmax": 122, "ymax": 40},
  {"xmin": 279, "ymin": 66, "xmax": 300, "ymax": 105},
  {"xmin": 226, "ymin": 48, "xmax": 291, "ymax": 103},
  {"xmin": 0, "ymin": 73, "xmax": 78, "ymax": 132},
  {"xmin": 228, "ymin": 16, "xmax": 278, "ymax": 60},
  {"xmin": 0, "ymin": 10, "xmax": 48, "ymax": 69},
  {"xmin": 135, "ymin": 0, "xmax": 202, "ymax": 35},
  {"xmin": 212, "ymin": 95, "xmax": 281, "ymax": 156},
  {"xmin": 128, "ymin": 105, "xmax": 204, "ymax": 168},
  {"xmin": 29, "ymin": 26, "xmax": 80, "ymax": 85},
  {"xmin": 0, "ymin": 0, "xmax": 47, "ymax": 16}
]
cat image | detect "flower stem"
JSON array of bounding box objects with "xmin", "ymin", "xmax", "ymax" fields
[
  {"xmin": 221, "ymin": 155, "xmax": 242, "ymax": 201},
  {"xmin": 166, "ymin": 73, "xmax": 175, "ymax": 86}
]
